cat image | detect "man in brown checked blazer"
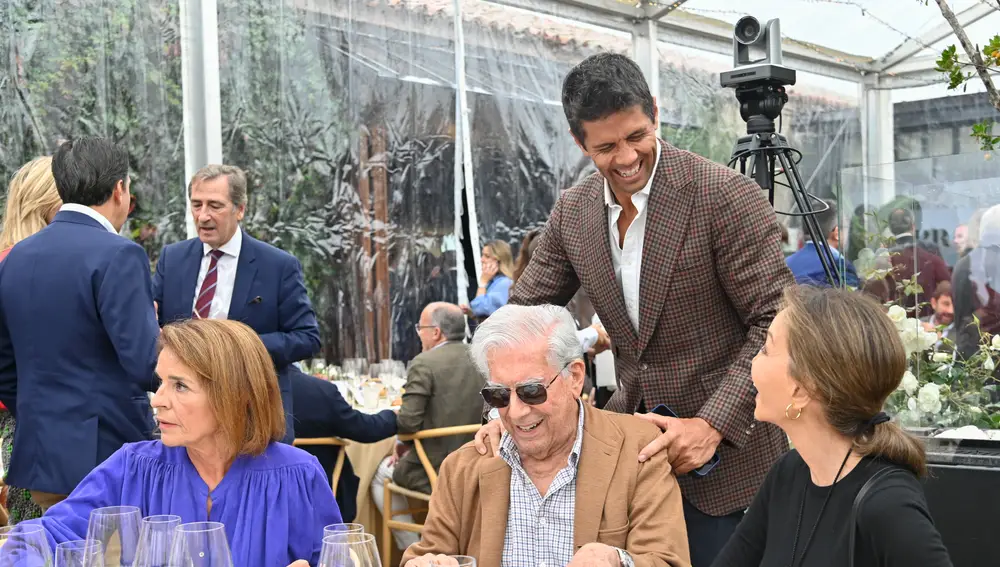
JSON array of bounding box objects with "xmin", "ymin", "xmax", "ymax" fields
[{"xmin": 477, "ymin": 53, "xmax": 794, "ymax": 566}]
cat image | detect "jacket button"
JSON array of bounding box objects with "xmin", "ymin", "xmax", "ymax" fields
[{"xmin": 640, "ymin": 363, "xmax": 649, "ymax": 371}]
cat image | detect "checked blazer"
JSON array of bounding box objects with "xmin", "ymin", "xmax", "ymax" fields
[{"xmin": 510, "ymin": 140, "xmax": 793, "ymax": 516}]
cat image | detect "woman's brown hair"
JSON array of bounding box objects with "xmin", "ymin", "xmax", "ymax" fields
[
  {"xmin": 513, "ymin": 229, "xmax": 542, "ymax": 283},
  {"xmin": 158, "ymin": 319, "xmax": 285, "ymax": 457},
  {"xmin": 1, "ymin": 156, "xmax": 62, "ymax": 250},
  {"xmin": 484, "ymin": 239, "xmax": 515, "ymax": 280},
  {"xmin": 783, "ymin": 286, "xmax": 927, "ymax": 476}
]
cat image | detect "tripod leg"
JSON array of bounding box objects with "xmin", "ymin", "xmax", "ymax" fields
[{"xmin": 776, "ymin": 151, "xmax": 842, "ymax": 287}]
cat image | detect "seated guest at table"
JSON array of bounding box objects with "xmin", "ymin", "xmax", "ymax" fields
[
  {"xmin": 292, "ymin": 364, "xmax": 397, "ymax": 521},
  {"xmin": 711, "ymin": 286, "xmax": 952, "ymax": 567},
  {"xmin": 785, "ymin": 199, "xmax": 859, "ymax": 288},
  {"xmin": 461, "ymin": 241, "xmax": 514, "ymax": 320},
  {"xmin": 372, "ymin": 302, "xmax": 483, "ymax": 551},
  {"xmin": 402, "ymin": 304, "xmax": 690, "ymax": 567},
  {"xmin": 22, "ymin": 319, "xmax": 342, "ymax": 566}
]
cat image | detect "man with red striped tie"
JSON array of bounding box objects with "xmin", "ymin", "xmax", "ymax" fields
[{"xmin": 152, "ymin": 164, "xmax": 320, "ymax": 443}]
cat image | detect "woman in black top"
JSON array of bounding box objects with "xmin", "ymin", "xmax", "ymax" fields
[{"xmin": 712, "ymin": 286, "xmax": 952, "ymax": 567}]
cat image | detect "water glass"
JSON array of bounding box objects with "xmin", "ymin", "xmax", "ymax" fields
[
  {"xmin": 86, "ymin": 505, "xmax": 141, "ymax": 567},
  {"xmin": 322, "ymin": 523, "xmax": 364, "ymax": 539},
  {"xmin": 362, "ymin": 382, "xmax": 382, "ymax": 409},
  {"xmin": 318, "ymin": 533, "xmax": 380, "ymax": 567},
  {"xmin": 55, "ymin": 539, "xmax": 103, "ymax": 567},
  {"xmin": 0, "ymin": 524, "xmax": 54, "ymax": 566},
  {"xmin": 168, "ymin": 521, "xmax": 233, "ymax": 567},
  {"xmin": 134, "ymin": 515, "xmax": 181, "ymax": 567}
]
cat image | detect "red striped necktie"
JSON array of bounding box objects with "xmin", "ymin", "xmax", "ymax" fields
[{"xmin": 193, "ymin": 249, "xmax": 225, "ymax": 319}]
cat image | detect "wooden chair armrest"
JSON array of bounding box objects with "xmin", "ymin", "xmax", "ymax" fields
[
  {"xmin": 397, "ymin": 424, "xmax": 481, "ymax": 441},
  {"xmin": 386, "ymin": 483, "xmax": 432, "ymax": 502},
  {"xmin": 293, "ymin": 437, "xmax": 350, "ymax": 447}
]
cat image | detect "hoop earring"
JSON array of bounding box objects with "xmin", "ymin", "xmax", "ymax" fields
[{"xmin": 785, "ymin": 403, "xmax": 802, "ymax": 420}]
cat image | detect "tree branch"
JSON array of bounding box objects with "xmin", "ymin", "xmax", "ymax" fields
[{"xmin": 934, "ymin": 0, "xmax": 1000, "ymax": 112}]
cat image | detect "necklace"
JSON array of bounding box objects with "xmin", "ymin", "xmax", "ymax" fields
[{"xmin": 787, "ymin": 448, "xmax": 852, "ymax": 567}]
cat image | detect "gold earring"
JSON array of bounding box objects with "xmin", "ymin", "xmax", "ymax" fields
[{"xmin": 785, "ymin": 403, "xmax": 802, "ymax": 420}]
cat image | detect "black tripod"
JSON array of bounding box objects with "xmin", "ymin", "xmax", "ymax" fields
[{"xmin": 728, "ymin": 82, "xmax": 843, "ymax": 287}]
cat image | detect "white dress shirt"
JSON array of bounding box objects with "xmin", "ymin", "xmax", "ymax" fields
[
  {"xmin": 605, "ymin": 138, "xmax": 661, "ymax": 331},
  {"xmin": 192, "ymin": 228, "xmax": 243, "ymax": 319},
  {"xmin": 59, "ymin": 204, "xmax": 117, "ymax": 234}
]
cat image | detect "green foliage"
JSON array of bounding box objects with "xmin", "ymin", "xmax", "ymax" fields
[{"xmin": 931, "ymin": 22, "xmax": 1000, "ymax": 150}]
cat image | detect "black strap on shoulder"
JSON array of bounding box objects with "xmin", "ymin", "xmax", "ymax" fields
[{"xmin": 848, "ymin": 466, "xmax": 910, "ymax": 567}]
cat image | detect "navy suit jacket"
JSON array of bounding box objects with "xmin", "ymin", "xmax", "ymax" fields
[
  {"xmin": 291, "ymin": 366, "xmax": 397, "ymax": 521},
  {"xmin": 0, "ymin": 211, "xmax": 160, "ymax": 495},
  {"xmin": 151, "ymin": 230, "xmax": 321, "ymax": 442}
]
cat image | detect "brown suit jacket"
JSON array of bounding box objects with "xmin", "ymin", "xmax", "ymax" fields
[
  {"xmin": 401, "ymin": 404, "xmax": 690, "ymax": 567},
  {"xmin": 393, "ymin": 342, "xmax": 484, "ymax": 494},
  {"xmin": 510, "ymin": 141, "xmax": 792, "ymax": 516}
]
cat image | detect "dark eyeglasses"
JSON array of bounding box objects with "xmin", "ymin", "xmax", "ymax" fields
[{"xmin": 480, "ymin": 363, "xmax": 570, "ymax": 409}]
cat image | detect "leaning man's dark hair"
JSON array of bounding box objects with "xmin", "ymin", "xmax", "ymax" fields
[
  {"xmin": 561, "ymin": 52, "xmax": 656, "ymax": 146},
  {"xmin": 51, "ymin": 137, "xmax": 130, "ymax": 207}
]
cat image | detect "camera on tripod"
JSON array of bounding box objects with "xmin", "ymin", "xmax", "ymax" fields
[
  {"xmin": 720, "ymin": 17, "xmax": 797, "ymax": 134},
  {"xmin": 721, "ymin": 16, "xmax": 844, "ymax": 288}
]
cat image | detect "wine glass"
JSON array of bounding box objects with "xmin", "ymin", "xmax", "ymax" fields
[
  {"xmin": 318, "ymin": 532, "xmax": 380, "ymax": 567},
  {"xmin": 168, "ymin": 522, "xmax": 233, "ymax": 567},
  {"xmin": 322, "ymin": 523, "xmax": 364, "ymax": 539},
  {"xmin": 0, "ymin": 524, "xmax": 54, "ymax": 566},
  {"xmin": 55, "ymin": 539, "xmax": 104, "ymax": 567},
  {"xmin": 86, "ymin": 505, "xmax": 141, "ymax": 567},
  {"xmin": 134, "ymin": 515, "xmax": 181, "ymax": 567},
  {"xmin": 429, "ymin": 557, "xmax": 476, "ymax": 567}
]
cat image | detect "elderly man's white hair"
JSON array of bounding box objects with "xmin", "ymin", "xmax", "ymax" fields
[{"xmin": 469, "ymin": 304, "xmax": 583, "ymax": 379}]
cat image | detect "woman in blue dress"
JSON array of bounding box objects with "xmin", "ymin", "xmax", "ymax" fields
[
  {"xmin": 463, "ymin": 240, "xmax": 515, "ymax": 319},
  {"xmin": 23, "ymin": 319, "xmax": 342, "ymax": 566}
]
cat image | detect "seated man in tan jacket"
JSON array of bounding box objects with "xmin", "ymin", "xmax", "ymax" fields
[{"xmin": 402, "ymin": 304, "xmax": 690, "ymax": 567}]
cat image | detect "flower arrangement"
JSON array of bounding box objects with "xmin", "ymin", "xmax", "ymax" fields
[
  {"xmin": 883, "ymin": 304, "xmax": 1000, "ymax": 430},
  {"xmin": 855, "ymin": 215, "xmax": 1000, "ymax": 431}
]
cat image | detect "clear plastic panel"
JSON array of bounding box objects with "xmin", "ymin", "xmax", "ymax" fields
[
  {"xmin": 217, "ymin": 0, "xmax": 458, "ymax": 363},
  {"xmin": 0, "ymin": 0, "xmax": 185, "ymax": 262}
]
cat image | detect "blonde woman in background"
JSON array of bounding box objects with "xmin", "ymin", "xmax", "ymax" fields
[
  {"xmin": 462, "ymin": 240, "xmax": 514, "ymax": 319},
  {"xmin": 0, "ymin": 156, "xmax": 62, "ymax": 524}
]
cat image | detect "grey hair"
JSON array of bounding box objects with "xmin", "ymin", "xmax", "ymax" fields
[
  {"xmin": 469, "ymin": 304, "xmax": 583, "ymax": 379},
  {"xmin": 429, "ymin": 305, "xmax": 467, "ymax": 341},
  {"xmin": 189, "ymin": 164, "xmax": 248, "ymax": 207}
]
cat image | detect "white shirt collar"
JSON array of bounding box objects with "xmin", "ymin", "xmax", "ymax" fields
[
  {"xmin": 603, "ymin": 138, "xmax": 662, "ymax": 210},
  {"xmin": 59, "ymin": 204, "xmax": 117, "ymax": 234},
  {"xmin": 203, "ymin": 227, "xmax": 243, "ymax": 258}
]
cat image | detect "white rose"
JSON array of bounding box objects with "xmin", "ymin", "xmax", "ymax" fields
[
  {"xmin": 907, "ymin": 397, "xmax": 918, "ymax": 412},
  {"xmin": 900, "ymin": 370, "xmax": 919, "ymax": 395},
  {"xmin": 887, "ymin": 305, "xmax": 908, "ymax": 328},
  {"xmin": 899, "ymin": 319, "xmax": 932, "ymax": 355},
  {"xmin": 992, "ymin": 335, "xmax": 1000, "ymax": 350},
  {"xmin": 917, "ymin": 383, "xmax": 942, "ymax": 415},
  {"xmin": 972, "ymin": 407, "xmax": 984, "ymax": 415},
  {"xmin": 986, "ymin": 357, "xmax": 996, "ymax": 372},
  {"xmin": 932, "ymin": 352, "xmax": 951, "ymax": 363}
]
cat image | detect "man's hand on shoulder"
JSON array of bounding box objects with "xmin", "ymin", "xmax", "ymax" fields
[
  {"xmin": 568, "ymin": 543, "xmax": 625, "ymax": 567},
  {"xmin": 404, "ymin": 554, "xmax": 461, "ymax": 567},
  {"xmin": 635, "ymin": 414, "xmax": 722, "ymax": 474}
]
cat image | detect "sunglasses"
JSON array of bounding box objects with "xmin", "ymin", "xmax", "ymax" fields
[{"xmin": 480, "ymin": 363, "xmax": 570, "ymax": 409}]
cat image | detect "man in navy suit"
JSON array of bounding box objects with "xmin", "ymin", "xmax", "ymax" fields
[
  {"xmin": 291, "ymin": 366, "xmax": 397, "ymax": 521},
  {"xmin": 0, "ymin": 137, "xmax": 160, "ymax": 510},
  {"xmin": 152, "ymin": 164, "xmax": 320, "ymax": 443}
]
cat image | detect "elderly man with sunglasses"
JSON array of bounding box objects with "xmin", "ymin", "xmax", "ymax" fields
[{"xmin": 402, "ymin": 304, "xmax": 690, "ymax": 567}]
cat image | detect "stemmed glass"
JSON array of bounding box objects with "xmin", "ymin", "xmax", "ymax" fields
[
  {"xmin": 317, "ymin": 532, "xmax": 380, "ymax": 567},
  {"xmin": 86, "ymin": 505, "xmax": 142, "ymax": 567},
  {"xmin": 322, "ymin": 523, "xmax": 364, "ymax": 539},
  {"xmin": 0, "ymin": 524, "xmax": 54, "ymax": 566},
  {"xmin": 134, "ymin": 515, "xmax": 182, "ymax": 567},
  {"xmin": 55, "ymin": 539, "xmax": 104, "ymax": 567},
  {"xmin": 168, "ymin": 521, "xmax": 233, "ymax": 567}
]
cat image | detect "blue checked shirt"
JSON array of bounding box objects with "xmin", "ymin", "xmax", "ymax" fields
[{"xmin": 498, "ymin": 401, "xmax": 633, "ymax": 567}]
